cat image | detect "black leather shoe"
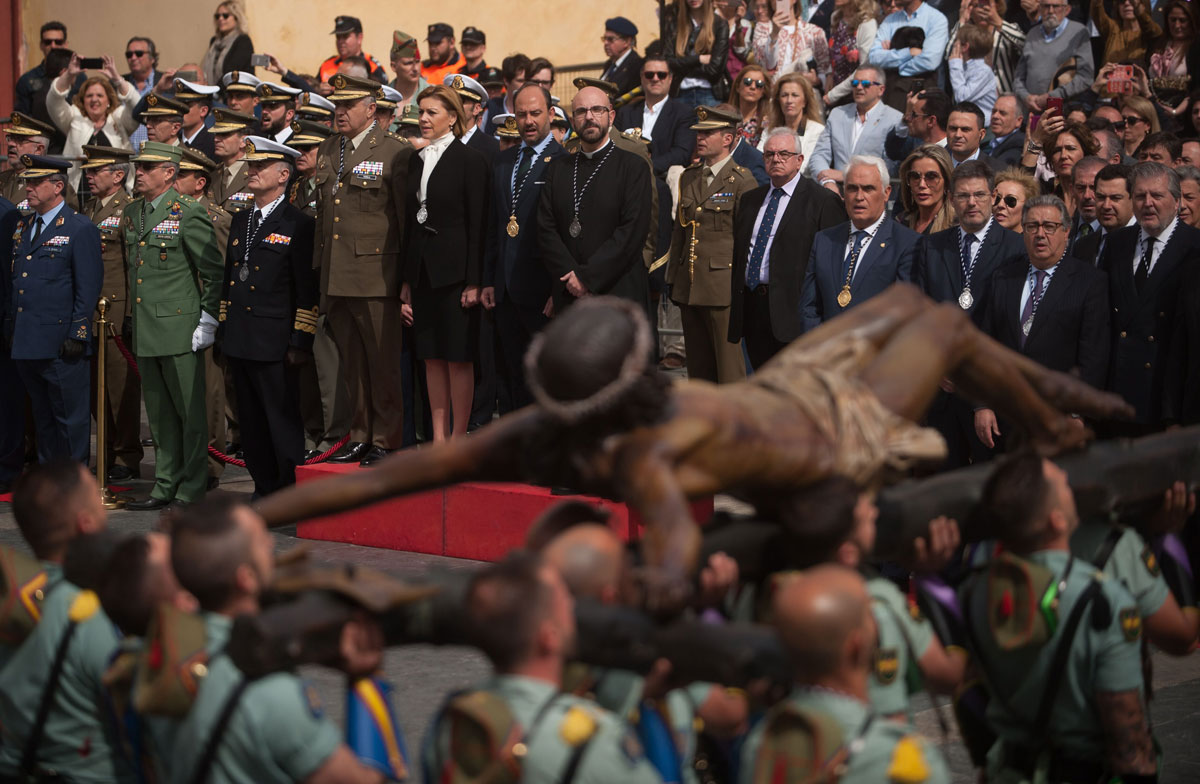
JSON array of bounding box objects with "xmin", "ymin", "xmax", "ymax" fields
[
  {"xmin": 126, "ymin": 496, "xmax": 171, "ymax": 511},
  {"xmin": 302, "ymin": 449, "xmax": 322, "ymax": 463},
  {"xmin": 358, "ymin": 446, "xmax": 393, "ymax": 466},
  {"xmin": 207, "ymin": 476, "xmax": 220, "ymax": 490},
  {"xmin": 140, "ymin": 437, "xmax": 155, "ymax": 447},
  {"xmin": 108, "ymin": 465, "xmax": 136, "ymax": 482},
  {"xmin": 327, "ymin": 441, "xmax": 370, "ymax": 463}
]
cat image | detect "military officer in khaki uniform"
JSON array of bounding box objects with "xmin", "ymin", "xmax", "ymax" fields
[
  {"xmin": 286, "ymin": 120, "xmax": 351, "ymax": 457},
  {"xmin": 666, "ymin": 106, "xmax": 755, "ymax": 384},
  {"xmin": 79, "ymin": 145, "xmax": 142, "ymax": 480},
  {"xmin": 315, "ymin": 74, "xmax": 413, "ymax": 465},
  {"xmin": 2, "ymin": 113, "xmax": 67, "ymax": 209},
  {"xmin": 175, "ymin": 147, "xmax": 235, "ymax": 485},
  {"xmin": 208, "ymin": 109, "xmax": 256, "ymax": 215}
]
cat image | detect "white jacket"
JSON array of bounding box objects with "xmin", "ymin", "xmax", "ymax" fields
[{"xmin": 46, "ymin": 79, "xmax": 139, "ymax": 190}]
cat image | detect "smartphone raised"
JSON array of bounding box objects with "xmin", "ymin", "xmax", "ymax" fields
[
  {"xmin": 79, "ymin": 57, "xmax": 104, "ymax": 70},
  {"xmin": 1045, "ymin": 96, "xmax": 1064, "ymax": 115},
  {"xmin": 175, "ymin": 69, "xmax": 198, "ymax": 83},
  {"xmin": 250, "ymin": 53, "xmax": 270, "ymax": 69}
]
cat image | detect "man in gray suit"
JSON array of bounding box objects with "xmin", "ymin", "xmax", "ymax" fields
[{"xmin": 809, "ymin": 65, "xmax": 903, "ymax": 192}]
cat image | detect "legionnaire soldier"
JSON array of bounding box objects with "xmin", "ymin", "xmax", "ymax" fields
[
  {"xmin": 209, "ymin": 108, "xmax": 258, "ymax": 215},
  {"xmin": 121, "ymin": 142, "xmax": 224, "ymax": 511},
  {"xmin": 2, "ymin": 155, "xmax": 103, "ymax": 464},
  {"xmin": 422, "ymin": 552, "xmax": 664, "ymax": 783},
  {"xmin": 218, "ymin": 137, "xmax": 318, "ymax": 497},
  {"xmin": 740, "ymin": 565, "xmax": 951, "ymax": 784},
  {"xmin": 2, "ymin": 112, "xmax": 76, "ymax": 209},
  {"xmin": 176, "ymin": 146, "xmax": 236, "ymax": 488},
  {"xmin": 667, "ymin": 106, "xmax": 757, "ymax": 384},
  {"xmin": 962, "ymin": 455, "xmax": 1157, "ymax": 783},
  {"xmin": 80, "ymin": 145, "xmax": 142, "ymax": 480},
  {"xmin": 315, "ymin": 74, "xmax": 414, "ymax": 466},
  {"xmin": 286, "ymin": 120, "xmax": 351, "ymax": 459}
]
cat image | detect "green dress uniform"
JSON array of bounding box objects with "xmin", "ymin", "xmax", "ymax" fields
[
  {"xmin": 666, "ymin": 151, "xmax": 757, "ymax": 383},
  {"xmin": 423, "ymin": 674, "xmax": 664, "ymax": 784},
  {"xmin": 123, "ymin": 169, "xmax": 224, "ymax": 504},
  {"xmin": 867, "ymin": 575, "xmax": 935, "ymax": 721},
  {"xmin": 738, "ymin": 688, "xmax": 950, "ymax": 784},
  {"xmin": 0, "ymin": 564, "xmax": 132, "ymax": 782},
  {"xmin": 169, "ymin": 613, "xmax": 343, "ymax": 784},
  {"xmin": 960, "ymin": 550, "xmax": 1146, "ymax": 783},
  {"xmin": 85, "ymin": 188, "xmax": 144, "ymax": 474}
]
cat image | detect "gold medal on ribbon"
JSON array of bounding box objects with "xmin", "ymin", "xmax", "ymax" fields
[
  {"xmin": 506, "ymin": 216, "xmax": 520, "ymax": 238},
  {"xmin": 837, "ymin": 286, "xmax": 852, "ymax": 308}
]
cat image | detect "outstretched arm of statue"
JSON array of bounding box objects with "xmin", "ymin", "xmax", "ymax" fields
[{"xmin": 254, "ymin": 408, "xmax": 544, "ymax": 528}]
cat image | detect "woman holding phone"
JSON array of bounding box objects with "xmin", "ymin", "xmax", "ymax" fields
[{"xmin": 46, "ymin": 54, "xmax": 138, "ymax": 192}]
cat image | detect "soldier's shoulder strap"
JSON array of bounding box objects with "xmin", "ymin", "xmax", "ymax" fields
[
  {"xmin": 0, "ymin": 545, "xmax": 49, "ymax": 647},
  {"xmin": 753, "ymin": 699, "xmax": 861, "ymax": 784}
]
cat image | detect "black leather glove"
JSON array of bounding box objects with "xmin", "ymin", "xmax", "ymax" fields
[
  {"xmin": 285, "ymin": 346, "xmax": 312, "ymax": 367},
  {"xmin": 59, "ymin": 339, "xmax": 86, "ymax": 361},
  {"xmin": 121, "ymin": 316, "xmax": 133, "ymax": 345}
]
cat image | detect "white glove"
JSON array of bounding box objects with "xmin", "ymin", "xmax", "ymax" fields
[{"xmin": 192, "ymin": 310, "xmax": 218, "ymax": 352}]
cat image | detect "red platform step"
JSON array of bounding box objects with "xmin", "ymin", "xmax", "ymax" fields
[{"xmin": 294, "ymin": 462, "xmax": 713, "ymax": 562}]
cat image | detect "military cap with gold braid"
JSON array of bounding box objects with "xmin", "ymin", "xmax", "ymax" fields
[
  {"xmin": 17, "ymin": 154, "xmax": 70, "ymax": 180},
  {"xmin": 287, "ymin": 119, "xmax": 335, "ymax": 149},
  {"xmin": 210, "ymin": 108, "xmax": 257, "ymax": 134},
  {"xmin": 376, "ymin": 85, "xmax": 403, "ymax": 111},
  {"xmin": 297, "ymin": 91, "xmax": 336, "ymax": 118},
  {"xmin": 179, "ymin": 147, "xmax": 218, "ymax": 174},
  {"xmin": 573, "ymin": 76, "xmax": 619, "ymax": 99},
  {"xmin": 445, "ymin": 73, "xmax": 487, "ymax": 105},
  {"xmin": 690, "ymin": 105, "xmax": 740, "ymax": 131},
  {"xmin": 131, "ymin": 141, "xmax": 183, "ymax": 165},
  {"xmin": 3, "ymin": 111, "xmax": 55, "ymax": 138},
  {"xmin": 242, "ymin": 135, "xmax": 301, "ymax": 162},
  {"xmin": 257, "ymin": 81, "xmax": 303, "ymax": 103},
  {"xmin": 491, "ymin": 113, "xmax": 520, "ymax": 140},
  {"xmin": 327, "ymin": 74, "xmax": 380, "ymax": 102},
  {"xmin": 80, "ymin": 144, "xmax": 132, "ymax": 170},
  {"xmin": 173, "ymin": 78, "xmax": 219, "ymax": 101},
  {"xmin": 221, "ymin": 70, "xmax": 262, "ymax": 93},
  {"xmin": 140, "ymin": 93, "xmax": 188, "ymax": 120}
]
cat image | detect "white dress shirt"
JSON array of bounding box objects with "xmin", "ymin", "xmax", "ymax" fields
[
  {"xmin": 418, "ymin": 132, "xmax": 456, "ymax": 203},
  {"xmin": 1018, "ymin": 260, "xmax": 1060, "ymax": 317},
  {"xmin": 1135, "ymin": 216, "xmax": 1178, "ymax": 277},
  {"xmin": 747, "ymin": 170, "xmax": 802, "ymax": 284},
  {"xmin": 843, "ymin": 212, "xmax": 888, "ymax": 282},
  {"xmin": 641, "ymin": 97, "xmax": 667, "ymax": 141}
]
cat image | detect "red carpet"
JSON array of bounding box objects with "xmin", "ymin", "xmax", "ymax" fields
[
  {"xmin": 0, "ymin": 485, "xmax": 129, "ymax": 504},
  {"xmin": 294, "ymin": 463, "xmax": 713, "ymax": 561}
]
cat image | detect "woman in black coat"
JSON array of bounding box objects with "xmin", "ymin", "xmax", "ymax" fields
[
  {"xmin": 662, "ymin": 0, "xmax": 731, "ymax": 106},
  {"xmin": 201, "ymin": 0, "xmax": 254, "ymax": 84},
  {"xmin": 401, "ymin": 85, "xmax": 489, "ymax": 441}
]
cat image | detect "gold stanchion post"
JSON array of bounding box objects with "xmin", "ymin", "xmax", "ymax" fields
[{"xmin": 95, "ymin": 297, "xmax": 125, "ymax": 510}]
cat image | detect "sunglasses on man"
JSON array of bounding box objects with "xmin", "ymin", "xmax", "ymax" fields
[{"xmin": 850, "ymin": 79, "xmax": 882, "ymax": 88}]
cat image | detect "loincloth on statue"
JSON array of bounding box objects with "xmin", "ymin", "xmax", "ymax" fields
[{"xmin": 749, "ymin": 331, "xmax": 948, "ymax": 484}]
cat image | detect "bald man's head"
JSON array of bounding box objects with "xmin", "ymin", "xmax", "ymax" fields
[
  {"xmin": 541, "ymin": 524, "xmax": 627, "ymax": 603},
  {"xmin": 571, "ymin": 86, "xmax": 613, "ymax": 146},
  {"xmin": 772, "ymin": 565, "xmax": 873, "ymax": 685}
]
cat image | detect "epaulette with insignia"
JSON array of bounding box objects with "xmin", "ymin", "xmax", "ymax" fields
[
  {"xmin": 621, "ymin": 130, "xmax": 650, "ymax": 145},
  {"xmin": 0, "ymin": 545, "xmax": 49, "ymax": 646}
]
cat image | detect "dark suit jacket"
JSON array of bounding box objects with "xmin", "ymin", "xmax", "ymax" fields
[
  {"xmin": 732, "ymin": 139, "xmax": 769, "ymax": 187},
  {"xmin": 465, "ymin": 128, "xmax": 500, "ymax": 165},
  {"xmin": 602, "ymin": 51, "xmax": 644, "ymax": 98},
  {"xmin": 801, "ymin": 218, "xmax": 921, "ymax": 331},
  {"xmin": 1165, "ymin": 263, "xmax": 1200, "ymax": 424},
  {"xmin": 1071, "ymin": 229, "xmax": 1102, "ymax": 267},
  {"xmin": 484, "ymin": 138, "xmax": 567, "ymax": 307},
  {"xmin": 981, "ymin": 257, "xmax": 1110, "ymax": 389},
  {"xmin": 615, "ymin": 97, "xmax": 695, "ymax": 176},
  {"xmin": 1099, "ymin": 222, "xmax": 1200, "ymax": 425},
  {"xmin": 403, "ymin": 140, "xmax": 490, "ymax": 290},
  {"xmin": 538, "ymin": 145, "xmax": 652, "ymax": 310},
  {"xmin": 219, "ymin": 201, "xmax": 317, "ymax": 362},
  {"xmin": 729, "ymin": 177, "xmax": 848, "ymax": 343},
  {"xmin": 182, "ymin": 126, "xmax": 217, "ymax": 161},
  {"xmin": 913, "ymin": 221, "xmax": 1026, "ymax": 325},
  {"xmin": 987, "ymin": 131, "xmax": 1026, "ymax": 167},
  {"xmin": 0, "ymin": 198, "xmax": 19, "ymax": 355}
]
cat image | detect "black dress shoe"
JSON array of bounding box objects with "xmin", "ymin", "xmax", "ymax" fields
[
  {"xmin": 126, "ymin": 496, "xmax": 171, "ymax": 511},
  {"xmin": 207, "ymin": 476, "xmax": 220, "ymax": 490},
  {"xmin": 327, "ymin": 441, "xmax": 370, "ymax": 463},
  {"xmin": 108, "ymin": 465, "xmax": 136, "ymax": 482},
  {"xmin": 302, "ymin": 449, "xmax": 322, "ymax": 463},
  {"xmin": 358, "ymin": 446, "xmax": 393, "ymax": 466}
]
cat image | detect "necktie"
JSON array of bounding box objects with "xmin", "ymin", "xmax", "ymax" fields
[
  {"xmin": 703, "ymin": 166, "xmax": 714, "ymax": 187},
  {"xmin": 1135, "ymin": 235, "xmax": 1153, "ymax": 293},
  {"xmin": 515, "ymin": 146, "xmax": 534, "ymax": 189},
  {"xmin": 746, "ymin": 188, "xmax": 784, "ymax": 289},
  {"xmin": 1019, "ymin": 269, "xmax": 1047, "ymax": 348},
  {"xmin": 842, "ymin": 230, "xmax": 867, "ymax": 281},
  {"xmin": 960, "ymin": 232, "xmax": 976, "ymax": 280},
  {"xmin": 31, "ymin": 217, "xmax": 44, "ymax": 244},
  {"xmin": 252, "ymin": 209, "xmax": 263, "ymax": 232},
  {"xmin": 1077, "ymin": 222, "xmax": 1092, "ymax": 238}
]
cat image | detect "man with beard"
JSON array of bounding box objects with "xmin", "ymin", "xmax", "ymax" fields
[{"xmin": 256, "ymin": 82, "xmax": 301, "ymax": 145}]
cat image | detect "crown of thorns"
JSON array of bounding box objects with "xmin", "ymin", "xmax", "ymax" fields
[{"xmin": 524, "ymin": 297, "xmax": 654, "ymax": 423}]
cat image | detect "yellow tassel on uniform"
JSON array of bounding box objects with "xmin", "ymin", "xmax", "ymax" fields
[
  {"xmin": 560, "ymin": 705, "xmax": 597, "ymax": 746},
  {"xmin": 888, "ymin": 736, "xmax": 930, "ymax": 783},
  {"xmin": 68, "ymin": 590, "xmax": 101, "ymax": 623}
]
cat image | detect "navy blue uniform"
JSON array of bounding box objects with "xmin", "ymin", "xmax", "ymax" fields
[
  {"xmin": 0, "ymin": 197, "xmax": 24, "ymax": 486},
  {"xmin": 2, "ymin": 203, "xmax": 102, "ymax": 463}
]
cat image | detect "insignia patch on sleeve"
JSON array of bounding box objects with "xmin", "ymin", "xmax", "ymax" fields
[
  {"xmin": 1119, "ymin": 608, "xmax": 1142, "ymax": 641},
  {"xmin": 873, "ymin": 648, "xmax": 900, "ymax": 685},
  {"xmin": 1140, "ymin": 546, "xmax": 1161, "ymax": 577},
  {"xmin": 303, "ymin": 682, "xmax": 324, "ymax": 718}
]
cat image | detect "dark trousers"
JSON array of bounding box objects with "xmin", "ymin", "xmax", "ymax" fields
[
  {"xmin": 741, "ymin": 287, "xmax": 788, "ymax": 371},
  {"xmin": 0, "ymin": 352, "xmax": 28, "ymax": 481},
  {"xmin": 494, "ymin": 296, "xmax": 549, "ymax": 410},
  {"xmin": 15, "ymin": 355, "xmax": 91, "ymax": 464},
  {"xmin": 926, "ymin": 390, "xmax": 992, "ymax": 470},
  {"xmin": 469, "ymin": 309, "xmax": 501, "ymax": 429},
  {"xmin": 229, "ymin": 356, "xmax": 303, "ymax": 497}
]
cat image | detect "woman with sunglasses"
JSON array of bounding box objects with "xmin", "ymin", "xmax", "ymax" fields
[
  {"xmin": 201, "ymin": 1, "xmax": 253, "ymax": 85},
  {"xmin": 733, "ymin": 65, "xmax": 772, "ymax": 146},
  {"xmin": 824, "ymin": 0, "xmax": 880, "ymax": 106},
  {"xmin": 896, "ymin": 145, "xmax": 955, "ymax": 234},
  {"xmin": 760, "ymin": 72, "xmax": 825, "ymax": 162},
  {"xmin": 991, "ymin": 167, "xmax": 1039, "ymax": 233},
  {"xmin": 1116, "ymin": 95, "xmax": 1159, "ymax": 157},
  {"xmin": 663, "ymin": 0, "xmax": 731, "ymax": 106}
]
